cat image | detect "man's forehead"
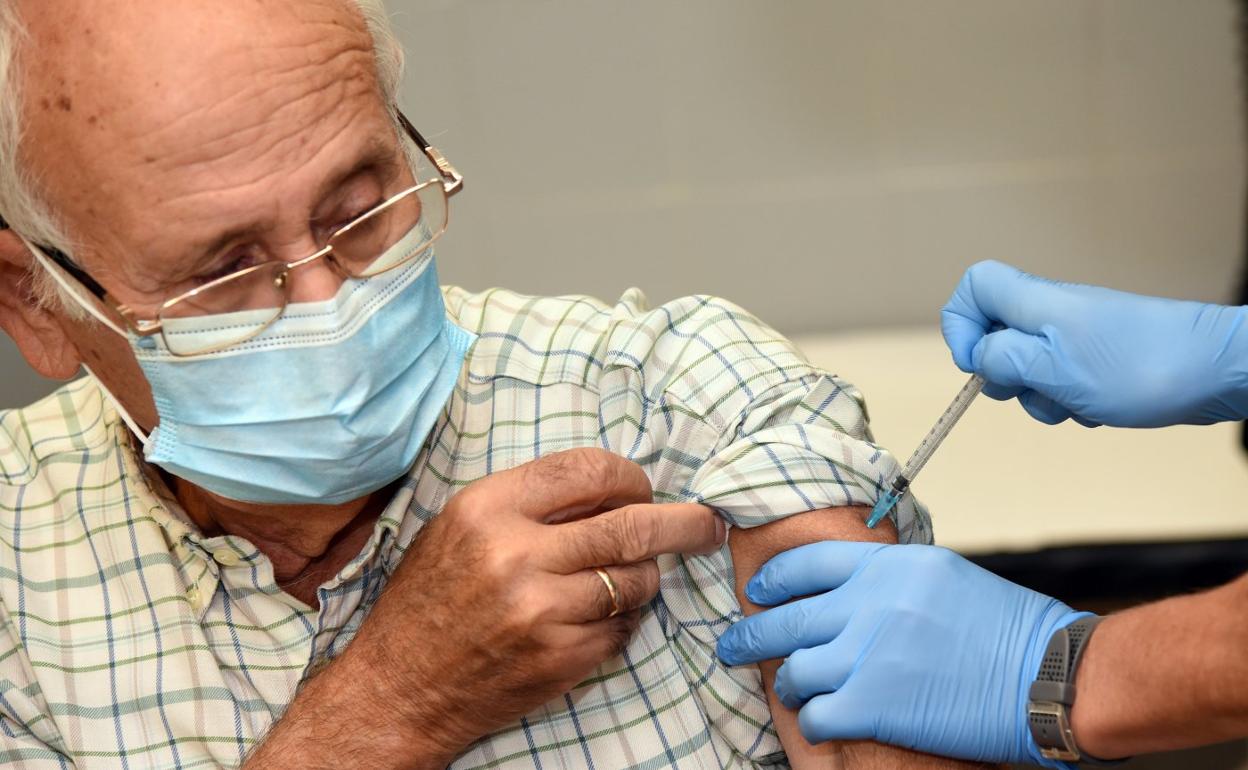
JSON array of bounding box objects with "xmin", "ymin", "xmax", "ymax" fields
[
  {"xmin": 18, "ymin": 0, "xmax": 373, "ymax": 112},
  {"xmin": 14, "ymin": 0, "xmax": 385, "ymax": 268}
]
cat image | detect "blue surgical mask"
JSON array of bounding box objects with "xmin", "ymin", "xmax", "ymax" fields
[{"xmin": 46, "ymin": 226, "xmax": 473, "ymax": 506}]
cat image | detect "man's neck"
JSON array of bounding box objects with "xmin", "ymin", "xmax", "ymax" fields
[{"xmin": 169, "ymin": 474, "xmax": 396, "ymax": 608}]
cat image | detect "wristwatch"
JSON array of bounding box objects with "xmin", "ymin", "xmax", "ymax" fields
[{"xmin": 1027, "ymin": 616, "xmax": 1121, "ymax": 765}]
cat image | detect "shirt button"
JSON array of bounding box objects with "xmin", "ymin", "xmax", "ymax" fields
[
  {"xmin": 212, "ymin": 549, "xmax": 241, "ymax": 568},
  {"xmin": 186, "ymin": 585, "xmax": 202, "ymax": 610}
]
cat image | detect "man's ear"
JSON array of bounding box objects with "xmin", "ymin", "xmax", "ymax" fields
[{"xmin": 0, "ymin": 230, "xmax": 84, "ymax": 380}]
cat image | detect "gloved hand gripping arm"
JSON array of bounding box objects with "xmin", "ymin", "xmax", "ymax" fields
[
  {"xmin": 718, "ymin": 542, "xmax": 1085, "ymax": 768},
  {"xmin": 717, "ymin": 543, "xmax": 1248, "ymax": 764}
]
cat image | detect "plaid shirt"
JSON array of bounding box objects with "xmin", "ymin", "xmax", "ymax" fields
[{"xmin": 0, "ymin": 287, "xmax": 931, "ymax": 769}]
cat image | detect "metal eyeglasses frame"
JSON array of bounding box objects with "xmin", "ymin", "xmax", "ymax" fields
[{"xmin": 0, "ymin": 110, "xmax": 462, "ymax": 355}]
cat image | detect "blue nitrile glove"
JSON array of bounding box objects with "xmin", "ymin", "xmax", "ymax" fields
[
  {"xmin": 941, "ymin": 260, "xmax": 1248, "ymax": 428},
  {"xmin": 716, "ymin": 542, "xmax": 1087, "ymax": 768}
]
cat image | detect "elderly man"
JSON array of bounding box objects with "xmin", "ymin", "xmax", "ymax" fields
[{"xmin": 0, "ymin": 1, "xmax": 986, "ymax": 768}]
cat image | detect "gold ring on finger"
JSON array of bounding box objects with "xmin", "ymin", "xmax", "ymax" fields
[{"xmin": 593, "ymin": 567, "xmax": 622, "ymax": 618}]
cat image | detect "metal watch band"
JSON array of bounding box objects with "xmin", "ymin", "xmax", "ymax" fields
[{"xmin": 1027, "ymin": 616, "xmax": 1122, "ymax": 766}]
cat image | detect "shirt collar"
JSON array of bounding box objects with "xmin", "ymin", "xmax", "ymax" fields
[{"xmin": 104, "ymin": 391, "xmax": 417, "ymax": 599}]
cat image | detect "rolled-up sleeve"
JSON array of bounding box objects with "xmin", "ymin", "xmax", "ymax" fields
[
  {"xmin": 608, "ymin": 292, "xmax": 933, "ymax": 545},
  {"xmin": 687, "ymin": 372, "xmax": 932, "ymax": 545}
]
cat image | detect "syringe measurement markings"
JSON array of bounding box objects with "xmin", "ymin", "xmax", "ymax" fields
[{"xmin": 900, "ymin": 373, "xmax": 986, "ymax": 481}]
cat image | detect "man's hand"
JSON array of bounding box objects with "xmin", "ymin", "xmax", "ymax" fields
[
  {"xmin": 246, "ymin": 448, "xmax": 727, "ymax": 769},
  {"xmin": 716, "ymin": 542, "xmax": 1082, "ymax": 768},
  {"xmin": 941, "ymin": 260, "xmax": 1248, "ymax": 427}
]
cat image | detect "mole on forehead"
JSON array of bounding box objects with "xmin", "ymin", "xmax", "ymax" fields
[{"xmin": 36, "ymin": 95, "xmax": 75, "ymax": 113}]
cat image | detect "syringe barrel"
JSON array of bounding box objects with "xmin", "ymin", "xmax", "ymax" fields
[{"xmin": 899, "ymin": 373, "xmax": 986, "ymax": 482}]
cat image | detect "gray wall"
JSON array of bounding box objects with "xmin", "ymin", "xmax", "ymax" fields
[{"xmin": 3, "ymin": 0, "xmax": 1244, "ymax": 408}]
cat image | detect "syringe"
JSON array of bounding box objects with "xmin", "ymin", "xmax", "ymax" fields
[{"xmin": 866, "ymin": 372, "xmax": 987, "ymax": 528}]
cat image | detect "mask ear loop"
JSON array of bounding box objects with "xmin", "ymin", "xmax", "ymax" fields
[
  {"xmin": 81, "ymin": 363, "xmax": 152, "ymax": 447},
  {"xmin": 15, "ymin": 235, "xmax": 153, "ymax": 445},
  {"xmin": 20, "ymin": 233, "xmax": 129, "ymax": 337}
]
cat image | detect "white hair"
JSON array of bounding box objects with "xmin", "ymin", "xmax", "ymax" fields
[{"xmin": 0, "ymin": 0, "xmax": 406, "ymax": 316}]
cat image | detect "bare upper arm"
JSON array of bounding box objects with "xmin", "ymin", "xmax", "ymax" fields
[{"xmin": 728, "ymin": 506, "xmax": 999, "ymax": 770}]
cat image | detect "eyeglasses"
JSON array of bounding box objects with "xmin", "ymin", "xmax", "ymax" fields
[{"xmin": 0, "ymin": 110, "xmax": 463, "ymax": 356}]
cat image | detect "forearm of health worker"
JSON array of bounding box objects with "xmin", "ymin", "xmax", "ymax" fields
[
  {"xmin": 716, "ymin": 542, "xmax": 1248, "ymax": 765},
  {"xmin": 941, "ymin": 259, "xmax": 1248, "ymax": 428}
]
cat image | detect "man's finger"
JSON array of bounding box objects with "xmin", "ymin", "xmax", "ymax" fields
[
  {"xmin": 716, "ymin": 592, "xmax": 853, "ymax": 666},
  {"xmin": 550, "ymin": 503, "xmax": 725, "ymax": 572},
  {"xmin": 567, "ymin": 609, "xmax": 643, "ymax": 666},
  {"xmin": 556, "ymin": 561, "xmax": 661, "ymax": 623},
  {"xmin": 488, "ymin": 448, "xmax": 654, "ymax": 522},
  {"xmin": 745, "ymin": 540, "xmax": 885, "ymax": 606}
]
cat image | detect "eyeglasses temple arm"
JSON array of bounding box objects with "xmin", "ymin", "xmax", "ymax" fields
[
  {"xmin": 0, "ymin": 212, "xmax": 109, "ymax": 300},
  {"xmin": 396, "ymin": 110, "xmax": 464, "ymax": 197}
]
